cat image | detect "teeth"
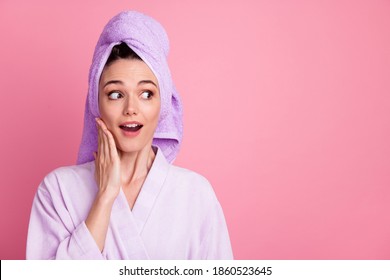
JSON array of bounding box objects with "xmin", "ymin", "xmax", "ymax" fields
[{"xmin": 123, "ymin": 124, "xmax": 140, "ymax": 128}]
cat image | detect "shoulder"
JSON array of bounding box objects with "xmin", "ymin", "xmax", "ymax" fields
[
  {"xmin": 38, "ymin": 161, "xmax": 95, "ymax": 195},
  {"xmin": 53, "ymin": 161, "xmax": 94, "ymax": 179},
  {"xmin": 169, "ymin": 165, "xmax": 211, "ymax": 186},
  {"xmin": 30, "ymin": 162, "xmax": 97, "ymax": 234},
  {"xmin": 166, "ymin": 164, "xmax": 218, "ymax": 204}
]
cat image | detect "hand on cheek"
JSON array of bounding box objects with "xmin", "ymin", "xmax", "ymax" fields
[{"xmin": 93, "ymin": 118, "xmax": 121, "ymax": 202}]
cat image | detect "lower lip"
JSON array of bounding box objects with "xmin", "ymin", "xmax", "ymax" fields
[{"xmin": 120, "ymin": 127, "xmax": 142, "ymax": 137}]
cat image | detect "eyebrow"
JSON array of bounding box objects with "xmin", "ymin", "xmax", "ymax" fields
[
  {"xmin": 138, "ymin": 80, "xmax": 158, "ymax": 88},
  {"xmin": 103, "ymin": 79, "xmax": 158, "ymax": 89}
]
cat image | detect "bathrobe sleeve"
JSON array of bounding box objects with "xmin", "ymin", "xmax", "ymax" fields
[
  {"xmin": 26, "ymin": 173, "xmax": 104, "ymax": 260},
  {"xmin": 198, "ymin": 199, "xmax": 233, "ymax": 260}
]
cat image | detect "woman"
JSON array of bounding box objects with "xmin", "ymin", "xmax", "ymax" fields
[{"xmin": 27, "ymin": 11, "xmax": 232, "ymax": 259}]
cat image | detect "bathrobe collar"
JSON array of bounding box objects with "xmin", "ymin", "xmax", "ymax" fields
[{"xmin": 107, "ymin": 146, "xmax": 170, "ymax": 259}]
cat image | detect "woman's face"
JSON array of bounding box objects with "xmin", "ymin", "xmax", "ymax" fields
[{"xmin": 98, "ymin": 58, "xmax": 160, "ymax": 154}]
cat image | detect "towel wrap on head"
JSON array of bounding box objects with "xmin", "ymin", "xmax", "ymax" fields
[{"xmin": 77, "ymin": 11, "xmax": 183, "ymax": 164}]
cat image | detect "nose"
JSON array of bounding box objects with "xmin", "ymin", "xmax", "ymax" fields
[{"xmin": 123, "ymin": 95, "xmax": 138, "ymax": 116}]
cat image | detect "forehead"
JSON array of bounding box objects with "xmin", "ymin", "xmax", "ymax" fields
[{"xmin": 100, "ymin": 58, "xmax": 158, "ymax": 85}]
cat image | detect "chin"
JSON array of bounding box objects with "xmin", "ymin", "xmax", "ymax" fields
[
  {"xmin": 117, "ymin": 144, "xmax": 143, "ymax": 154},
  {"xmin": 116, "ymin": 139, "xmax": 152, "ymax": 154}
]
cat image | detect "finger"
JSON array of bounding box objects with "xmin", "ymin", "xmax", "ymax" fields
[
  {"xmin": 97, "ymin": 123, "xmax": 106, "ymax": 187},
  {"xmin": 96, "ymin": 120, "xmax": 100, "ymax": 157},
  {"xmin": 102, "ymin": 127, "xmax": 110, "ymax": 161},
  {"xmin": 105, "ymin": 128, "xmax": 118, "ymax": 161},
  {"xmin": 97, "ymin": 118, "xmax": 106, "ymax": 158},
  {"xmin": 98, "ymin": 119, "xmax": 117, "ymax": 160},
  {"xmin": 93, "ymin": 150, "xmax": 98, "ymax": 183},
  {"xmin": 98, "ymin": 118, "xmax": 114, "ymax": 161},
  {"xmin": 97, "ymin": 119, "xmax": 105, "ymax": 163},
  {"xmin": 99, "ymin": 118, "xmax": 109, "ymax": 131}
]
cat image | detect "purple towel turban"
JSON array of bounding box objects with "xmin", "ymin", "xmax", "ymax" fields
[{"xmin": 77, "ymin": 11, "xmax": 183, "ymax": 164}]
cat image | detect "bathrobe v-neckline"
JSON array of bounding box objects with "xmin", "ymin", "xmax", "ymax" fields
[{"xmin": 106, "ymin": 148, "xmax": 170, "ymax": 259}]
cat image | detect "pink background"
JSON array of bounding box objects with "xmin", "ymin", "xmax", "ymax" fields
[{"xmin": 1, "ymin": 0, "xmax": 389, "ymax": 259}]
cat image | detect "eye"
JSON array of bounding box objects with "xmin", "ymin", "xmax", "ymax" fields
[
  {"xmin": 140, "ymin": 91, "xmax": 154, "ymax": 100},
  {"xmin": 108, "ymin": 91, "xmax": 123, "ymax": 100}
]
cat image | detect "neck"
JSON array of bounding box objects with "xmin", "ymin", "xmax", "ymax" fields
[{"xmin": 118, "ymin": 145, "xmax": 156, "ymax": 187}]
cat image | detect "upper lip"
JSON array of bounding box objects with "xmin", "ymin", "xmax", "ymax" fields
[{"xmin": 119, "ymin": 121, "xmax": 143, "ymax": 126}]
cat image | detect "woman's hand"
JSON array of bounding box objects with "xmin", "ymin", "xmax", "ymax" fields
[
  {"xmin": 86, "ymin": 118, "xmax": 121, "ymax": 252},
  {"xmin": 94, "ymin": 118, "xmax": 121, "ymax": 203}
]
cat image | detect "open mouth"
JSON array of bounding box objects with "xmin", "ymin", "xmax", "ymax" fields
[{"xmin": 119, "ymin": 123, "xmax": 143, "ymax": 132}]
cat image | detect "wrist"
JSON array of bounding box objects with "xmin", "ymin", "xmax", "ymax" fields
[{"xmin": 95, "ymin": 190, "xmax": 118, "ymax": 206}]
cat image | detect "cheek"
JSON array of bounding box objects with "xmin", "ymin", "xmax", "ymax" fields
[
  {"xmin": 149, "ymin": 102, "xmax": 161, "ymax": 125},
  {"xmin": 98, "ymin": 96, "xmax": 106, "ymax": 119},
  {"xmin": 99, "ymin": 102, "xmax": 118, "ymax": 128}
]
